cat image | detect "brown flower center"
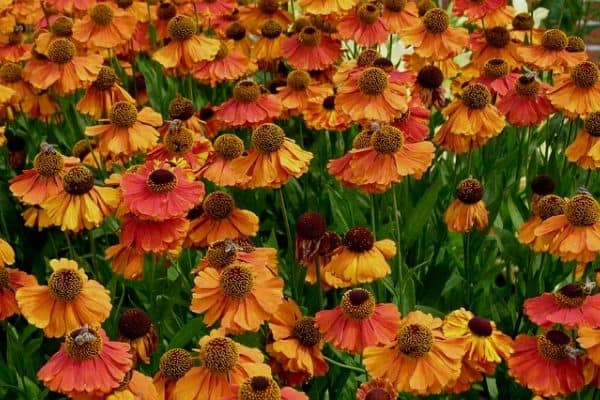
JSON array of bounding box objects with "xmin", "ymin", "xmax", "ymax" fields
[
  {"xmin": 252, "ymin": 123, "xmax": 285, "ymax": 153},
  {"xmin": 226, "ymin": 22, "xmax": 246, "ymax": 40},
  {"xmin": 371, "ymin": 125, "xmax": 404, "ymax": 154},
  {"xmin": 168, "ymin": 15, "xmax": 196, "ymax": 41},
  {"xmin": 33, "ymin": 150, "xmax": 64, "ymax": 177},
  {"xmin": 200, "ymin": 337, "xmax": 239, "ymax": 373},
  {"xmin": 358, "ymin": 67, "xmax": 388, "ymax": 96},
  {"xmin": 214, "ymin": 134, "xmax": 244, "ymax": 159},
  {"xmin": 373, "ymin": 57, "xmax": 394, "ymax": 73},
  {"xmin": 537, "ymin": 331, "xmax": 569, "ymax": 361},
  {"xmin": 483, "ymin": 58, "xmax": 509, "ymax": 79},
  {"xmin": 168, "ymin": 96, "xmax": 195, "ymax": 120},
  {"xmin": 48, "ymin": 268, "xmax": 84, "ymax": 301},
  {"xmin": 298, "ymin": 26, "xmax": 321, "ymax": 47},
  {"xmin": 0, "ymin": 62, "xmax": 22, "ymax": 83},
  {"xmin": 203, "ymin": 191, "xmax": 234, "ymax": 219},
  {"xmin": 205, "ymin": 240, "xmax": 238, "ymax": 268},
  {"xmin": 565, "ymin": 194, "xmax": 600, "ymax": 226},
  {"xmin": 0, "ymin": 266, "xmax": 9, "ymax": 290},
  {"xmin": 157, "ymin": 2, "xmax": 177, "ymax": 21},
  {"xmin": 233, "ymin": 81, "xmax": 261, "ymax": 103},
  {"xmin": 357, "ymin": 3, "xmax": 381, "ymax": 25},
  {"xmin": 461, "ymin": 83, "xmax": 491, "ymax": 109},
  {"xmin": 260, "ymin": 20, "xmax": 283, "ymax": 39},
  {"xmin": 541, "ymin": 29, "xmax": 568, "ymax": 51},
  {"xmin": 71, "ymin": 140, "xmax": 90, "ymax": 159},
  {"xmin": 456, "ymin": 178, "xmax": 484, "ymax": 204},
  {"xmin": 566, "ymin": 36, "xmax": 586, "ymax": 52},
  {"xmin": 92, "ymin": 66, "xmax": 117, "ymax": 90},
  {"xmin": 296, "ymin": 211, "xmax": 326, "ymax": 240},
  {"xmin": 484, "ymin": 27, "xmax": 510, "ymax": 48},
  {"xmin": 293, "ymin": 317, "xmax": 321, "ymax": 347},
  {"xmin": 535, "ymin": 194, "xmax": 565, "ymax": 220},
  {"xmin": 417, "ymin": 65, "xmax": 444, "ymax": 89},
  {"xmin": 47, "ymin": 38, "xmax": 75, "ymax": 64},
  {"xmin": 357, "ymin": 49, "xmax": 380, "ymax": 67},
  {"xmin": 160, "ymin": 348, "xmax": 193, "ymax": 379},
  {"xmin": 571, "ymin": 61, "xmax": 600, "ymax": 89},
  {"xmin": 117, "ymin": 0, "xmax": 134, "ymax": 8},
  {"xmin": 585, "ymin": 112, "xmax": 600, "ymax": 137},
  {"xmin": 423, "ymin": 8, "xmax": 449, "ymax": 34},
  {"xmin": 50, "ymin": 16, "xmax": 74, "ymax": 36},
  {"xmin": 239, "ymin": 376, "xmax": 281, "ymax": 400},
  {"xmin": 397, "ymin": 323, "xmax": 433, "ymax": 357},
  {"xmin": 416, "ymin": 0, "xmax": 436, "ymax": 16},
  {"xmin": 353, "ymin": 129, "xmax": 374, "ymax": 149},
  {"xmin": 384, "ymin": 0, "xmax": 406, "ymax": 12},
  {"xmin": 322, "ymin": 95, "xmax": 336, "ymax": 110},
  {"xmin": 365, "ymin": 388, "xmax": 393, "ymax": 400},
  {"xmin": 90, "ymin": 4, "xmax": 114, "ymax": 26},
  {"xmin": 147, "ymin": 169, "xmax": 177, "ymax": 193},
  {"xmin": 63, "ymin": 166, "xmax": 95, "ymax": 195},
  {"xmin": 287, "ymin": 70, "xmax": 311, "ymax": 91},
  {"xmin": 344, "ymin": 226, "xmax": 374, "ymax": 252},
  {"xmin": 468, "ymin": 316, "xmax": 493, "ymax": 337},
  {"xmin": 65, "ymin": 327, "xmax": 102, "ymax": 360},
  {"xmin": 110, "ymin": 101, "xmax": 138, "ymax": 128},
  {"xmin": 514, "ymin": 75, "xmax": 540, "ymax": 97},
  {"xmin": 512, "ymin": 12, "xmax": 533, "ymax": 31},
  {"xmin": 258, "ymin": 0, "xmax": 280, "ymax": 14},
  {"xmin": 119, "ymin": 308, "xmax": 152, "ymax": 339},
  {"xmin": 220, "ymin": 264, "xmax": 254, "ymax": 299},
  {"xmin": 164, "ymin": 126, "xmax": 194, "ymax": 154},
  {"xmin": 554, "ymin": 284, "xmax": 586, "ymax": 308},
  {"xmin": 340, "ymin": 288, "xmax": 376, "ymax": 320},
  {"xmin": 531, "ymin": 175, "xmax": 555, "ymax": 195}
]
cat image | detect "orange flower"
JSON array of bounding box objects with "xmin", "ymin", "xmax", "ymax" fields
[
  {"xmin": 120, "ymin": 214, "xmax": 189, "ymax": 253},
  {"xmin": 363, "ymin": 310, "xmax": 465, "ymax": 395},
  {"xmin": 547, "ymin": 61, "xmax": 600, "ymax": 116},
  {"xmin": 444, "ymin": 178, "xmax": 489, "ymax": 233},
  {"xmin": 328, "ymin": 129, "xmax": 377, "ymax": 191},
  {"xmin": 322, "ymin": 226, "xmax": 396, "ymax": 287},
  {"xmin": 216, "ymin": 80, "xmax": 282, "ymax": 127},
  {"xmin": 187, "ymin": 191, "xmax": 259, "ymax": 247},
  {"xmin": 153, "ymin": 15, "xmax": 220, "ymax": 72},
  {"xmin": 97, "ymin": 370, "xmax": 159, "ymax": 400},
  {"xmin": 338, "ymin": 4, "xmax": 389, "ymax": 47},
  {"xmin": 453, "ymin": 0, "xmax": 507, "ymax": 23},
  {"xmin": 517, "ymin": 194, "xmax": 566, "ymax": 252},
  {"xmin": 225, "ymin": 376, "xmax": 309, "ymax": 400},
  {"xmin": 34, "ymin": 15, "xmax": 76, "ymax": 58},
  {"xmin": 508, "ymin": 331, "xmax": 585, "ymax": 397},
  {"xmin": 105, "ymin": 243, "xmax": 145, "ymax": 280},
  {"xmin": 121, "ymin": 160, "xmax": 204, "ymax": 221},
  {"xmin": 238, "ymin": 0, "xmax": 291, "ymax": 34},
  {"xmin": 355, "ymin": 379, "xmax": 397, "ymax": 400},
  {"xmin": 252, "ymin": 20, "xmax": 286, "ymax": 64},
  {"xmin": 22, "ymin": 205, "xmax": 54, "ymax": 231},
  {"xmin": 0, "ymin": 26, "xmax": 32, "ymax": 63},
  {"xmin": 519, "ymin": 29, "xmax": 587, "ymax": 72},
  {"xmin": 37, "ymin": 326, "xmax": 132, "ymax": 397},
  {"xmin": 566, "ymin": 112, "xmax": 600, "ymax": 169},
  {"xmin": 401, "ymin": 8, "xmax": 468, "ymax": 61},
  {"xmin": 413, "ymin": 64, "xmax": 446, "ymax": 108},
  {"xmin": 16, "ymin": 258, "xmax": 112, "ymax": 337},
  {"xmin": 117, "ymin": 308, "xmax": 159, "ymax": 366},
  {"xmin": 497, "ymin": 74, "xmax": 555, "ymax": 126},
  {"xmin": 534, "ymin": 194, "xmax": 600, "ymax": 263},
  {"xmin": 382, "ymin": 0, "xmax": 419, "ymax": 33},
  {"xmin": 298, "ymin": 0, "xmax": 356, "ymax": 14},
  {"xmin": 172, "ymin": 328, "xmax": 271, "ymax": 400},
  {"xmin": 153, "ymin": 348, "xmax": 194, "ymax": 400},
  {"xmin": 0, "ymin": 260, "xmax": 36, "ymax": 320},
  {"xmin": 302, "ymin": 95, "xmax": 352, "ymax": 131},
  {"xmin": 222, "ymin": 21, "xmax": 252, "ymax": 57},
  {"xmin": 267, "ymin": 299, "xmax": 329, "ymax": 378},
  {"xmin": 276, "ymin": 69, "xmax": 332, "ymax": 113},
  {"xmin": 283, "ymin": 26, "xmax": 341, "ymax": 71},
  {"xmin": 77, "ymin": 66, "xmax": 135, "ymax": 119},
  {"xmin": 391, "ymin": 97, "xmax": 431, "ymax": 142},
  {"xmin": 23, "ymin": 38, "xmax": 102, "ymax": 95},
  {"xmin": 0, "ymin": 62, "xmax": 39, "ymax": 116},
  {"xmin": 192, "ymin": 40, "xmax": 256, "ymax": 86},
  {"xmin": 315, "ymin": 288, "xmax": 401, "ymax": 354},
  {"xmin": 72, "ymin": 3, "xmax": 136, "ymax": 48},
  {"xmin": 191, "ymin": 262, "xmax": 284, "ymax": 333},
  {"xmin": 195, "ymin": 0, "xmax": 236, "ymax": 19},
  {"xmin": 86, "ymin": 101, "xmax": 163, "ymax": 157},
  {"xmin": 469, "ymin": 27, "xmax": 521, "ymax": 69},
  {"xmin": 196, "ymin": 239, "xmax": 278, "ymax": 275},
  {"xmin": 577, "ymin": 326, "xmax": 600, "ymax": 366},
  {"xmin": 199, "ymin": 134, "xmax": 252, "ymax": 187},
  {"xmin": 473, "ymin": 58, "xmax": 519, "ymax": 97},
  {"xmin": 44, "ymin": 0, "xmax": 94, "ymax": 13},
  {"xmin": 229, "ymin": 123, "xmax": 312, "ymax": 189},
  {"xmin": 434, "ymin": 83, "xmax": 506, "ymax": 154}
]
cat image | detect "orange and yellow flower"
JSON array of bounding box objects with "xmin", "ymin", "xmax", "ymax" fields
[
  {"xmin": 337, "ymin": 4, "xmax": 389, "ymax": 47},
  {"xmin": 117, "ymin": 308, "xmax": 159, "ymax": 366},
  {"xmin": 0, "ymin": 258, "xmax": 36, "ymax": 321},
  {"xmin": 72, "ymin": 3, "xmax": 136, "ymax": 48},
  {"xmin": 517, "ymin": 194, "xmax": 566, "ymax": 252},
  {"xmin": 225, "ymin": 376, "xmax": 309, "ymax": 400},
  {"xmin": 153, "ymin": 348, "xmax": 194, "ymax": 400},
  {"xmin": 198, "ymin": 133, "xmax": 252, "ymax": 187},
  {"xmin": 216, "ymin": 80, "xmax": 282, "ymax": 127},
  {"xmin": 192, "ymin": 40, "xmax": 255, "ymax": 86},
  {"xmin": 497, "ymin": 74, "xmax": 555, "ymax": 126},
  {"xmin": 548, "ymin": 61, "xmax": 600, "ymax": 117},
  {"xmin": 566, "ymin": 112, "xmax": 600, "ymax": 169},
  {"xmin": 519, "ymin": 29, "xmax": 587, "ymax": 72},
  {"xmin": 276, "ymin": 69, "xmax": 332, "ymax": 113},
  {"xmin": 302, "ymin": 95, "xmax": 352, "ymax": 131},
  {"xmin": 444, "ymin": 178, "xmax": 489, "ymax": 233},
  {"xmin": 77, "ymin": 66, "xmax": 135, "ymax": 119},
  {"xmin": 281, "ymin": 25, "xmax": 341, "ymax": 70}
]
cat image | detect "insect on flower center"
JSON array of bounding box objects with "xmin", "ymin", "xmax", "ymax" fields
[
  {"xmin": 514, "ymin": 75, "xmax": 540, "ymax": 97},
  {"xmin": 535, "ymin": 194, "xmax": 565, "ymax": 220},
  {"xmin": 483, "ymin": 58, "xmax": 509, "ymax": 79},
  {"xmin": 147, "ymin": 169, "xmax": 178, "ymax": 193},
  {"xmin": 287, "ymin": 70, "xmax": 311, "ymax": 91},
  {"xmin": 566, "ymin": 36, "xmax": 586, "ymax": 52},
  {"xmin": 371, "ymin": 125, "xmax": 404, "ymax": 154},
  {"xmin": 296, "ymin": 211, "xmax": 327, "ymax": 240},
  {"xmin": 341, "ymin": 288, "xmax": 376, "ymax": 320},
  {"xmin": 0, "ymin": 62, "xmax": 22, "ymax": 83},
  {"xmin": 92, "ymin": 66, "xmax": 117, "ymax": 90},
  {"xmin": 169, "ymin": 96, "xmax": 195, "ymax": 120},
  {"xmin": 201, "ymin": 337, "xmax": 239, "ymax": 373},
  {"xmin": 206, "ymin": 240, "xmax": 238, "ymax": 268},
  {"xmin": 357, "ymin": 3, "xmax": 381, "ymax": 25},
  {"xmin": 33, "ymin": 150, "xmax": 64, "ymax": 177},
  {"xmin": 220, "ymin": 264, "xmax": 254, "ymax": 298},
  {"xmin": 63, "ymin": 166, "xmax": 95, "ymax": 195},
  {"xmin": 258, "ymin": 0, "xmax": 280, "ymax": 14},
  {"xmin": 164, "ymin": 126, "xmax": 194, "ymax": 154},
  {"xmin": 512, "ymin": 13, "xmax": 533, "ymax": 31},
  {"xmin": 357, "ymin": 49, "xmax": 380, "ymax": 67},
  {"xmin": 65, "ymin": 327, "xmax": 102, "ymax": 360},
  {"xmin": 344, "ymin": 226, "xmax": 375, "ymax": 252},
  {"xmin": 417, "ymin": 65, "xmax": 444, "ymax": 89},
  {"xmin": 157, "ymin": 2, "xmax": 177, "ymax": 21},
  {"xmin": 585, "ymin": 112, "xmax": 600, "ymax": 137},
  {"xmin": 48, "ymin": 268, "xmax": 84, "ymax": 301},
  {"xmin": 160, "ymin": 348, "xmax": 193, "ymax": 379},
  {"xmin": 565, "ymin": 194, "xmax": 600, "ymax": 226},
  {"xmin": 0, "ymin": 266, "xmax": 10, "ymax": 290},
  {"xmin": 110, "ymin": 101, "xmax": 138, "ymax": 128},
  {"xmin": 299, "ymin": 26, "xmax": 322, "ymax": 47},
  {"xmin": 47, "ymin": 38, "xmax": 75, "ymax": 64},
  {"xmin": 90, "ymin": 4, "xmax": 114, "ymax": 26},
  {"xmin": 571, "ymin": 61, "xmax": 600, "ymax": 89},
  {"xmin": 456, "ymin": 178, "xmax": 484, "ymax": 204},
  {"xmin": 541, "ymin": 29, "xmax": 568, "ymax": 51},
  {"xmin": 260, "ymin": 20, "xmax": 283, "ymax": 39},
  {"xmin": 554, "ymin": 284, "xmax": 586, "ymax": 308},
  {"xmin": 214, "ymin": 134, "xmax": 244, "ymax": 159},
  {"xmin": 353, "ymin": 129, "xmax": 374, "ymax": 149},
  {"xmin": 322, "ymin": 95, "xmax": 336, "ymax": 110},
  {"xmin": 119, "ymin": 308, "xmax": 152, "ymax": 339},
  {"xmin": 239, "ymin": 376, "xmax": 281, "ymax": 400},
  {"xmin": 203, "ymin": 191, "xmax": 234, "ymax": 219},
  {"xmin": 252, "ymin": 123, "xmax": 285, "ymax": 153},
  {"xmin": 293, "ymin": 317, "xmax": 321, "ymax": 347},
  {"xmin": 423, "ymin": 8, "xmax": 449, "ymax": 34},
  {"xmin": 461, "ymin": 83, "xmax": 491, "ymax": 109},
  {"xmin": 467, "ymin": 316, "xmax": 493, "ymax": 337},
  {"xmin": 397, "ymin": 323, "xmax": 433, "ymax": 358},
  {"xmin": 226, "ymin": 22, "xmax": 246, "ymax": 40},
  {"xmin": 384, "ymin": 0, "xmax": 406, "ymax": 12},
  {"xmin": 168, "ymin": 15, "xmax": 196, "ymax": 41},
  {"xmin": 358, "ymin": 67, "xmax": 388, "ymax": 96},
  {"xmin": 233, "ymin": 81, "xmax": 262, "ymax": 103},
  {"xmin": 484, "ymin": 27, "xmax": 510, "ymax": 48},
  {"xmin": 537, "ymin": 330, "xmax": 570, "ymax": 361}
]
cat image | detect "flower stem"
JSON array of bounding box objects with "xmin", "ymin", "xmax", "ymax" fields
[
  {"xmin": 391, "ymin": 186, "xmax": 405, "ymax": 311},
  {"xmin": 64, "ymin": 232, "xmax": 75, "ymax": 259},
  {"xmin": 369, "ymin": 194, "xmax": 376, "ymax": 239},
  {"xmin": 463, "ymin": 232, "xmax": 472, "ymax": 307},
  {"xmin": 278, "ymin": 188, "xmax": 296, "ymax": 297},
  {"xmin": 323, "ymin": 356, "xmax": 365, "ymax": 374},
  {"xmin": 314, "ymin": 256, "xmax": 323, "ymax": 309}
]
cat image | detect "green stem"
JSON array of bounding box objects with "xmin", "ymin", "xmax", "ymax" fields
[
  {"xmin": 64, "ymin": 232, "xmax": 75, "ymax": 259},
  {"xmin": 464, "ymin": 232, "xmax": 472, "ymax": 307},
  {"xmin": 370, "ymin": 194, "xmax": 376, "ymax": 239},
  {"xmin": 314, "ymin": 256, "xmax": 323, "ymax": 309},
  {"xmin": 586, "ymin": 170, "xmax": 593, "ymax": 187},
  {"xmin": 557, "ymin": 0, "xmax": 566, "ymax": 28},
  {"xmin": 323, "ymin": 356, "xmax": 365, "ymax": 374},
  {"xmin": 278, "ymin": 188, "xmax": 295, "ymax": 297},
  {"xmin": 391, "ymin": 187, "xmax": 404, "ymax": 309}
]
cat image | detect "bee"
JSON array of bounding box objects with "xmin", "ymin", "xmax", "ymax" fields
[
  {"xmin": 563, "ymin": 345, "xmax": 583, "ymax": 361},
  {"xmin": 582, "ymin": 278, "xmax": 596, "ymax": 295},
  {"xmin": 223, "ymin": 239, "xmax": 239, "ymax": 255},
  {"xmin": 577, "ymin": 186, "xmax": 591, "ymax": 196},
  {"xmin": 168, "ymin": 119, "xmax": 183, "ymax": 132},
  {"xmin": 40, "ymin": 142, "xmax": 58, "ymax": 154},
  {"xmin": 73, "ymin": 326, "xmax": 97, "ymax": 345}
]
